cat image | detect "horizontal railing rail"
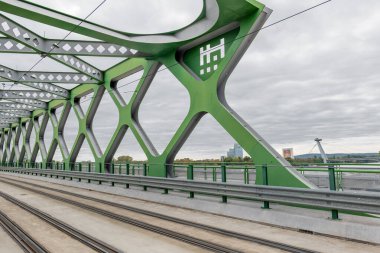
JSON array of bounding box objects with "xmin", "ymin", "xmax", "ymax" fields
[
  {"xmin": 3, "ymin": 162, "xmax": 380, "ymax": 194},
  {"xmin": 1, "ymin": 167, "xmax": 380, "ymax": 218}
]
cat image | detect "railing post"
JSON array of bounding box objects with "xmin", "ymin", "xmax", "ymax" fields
[
  {"xmin": 119, "ymin": 164, "xmax": 122, "ymax": 175},
  {"xmin": 162, "ymin": 163, "xmax": 169, "ymax": 194},
  {"xmin": 126, "ymin": 163, "xmax": 130, "ymax": 189},
  {"xmin": 143, "ymin": 163, "xmax": 147, "ymax": 191},
  {"xmin": 69, "ymin": 163, "xmax": 73, "ymax": 180},
  {"xmin": 78, "ymin": 163, "xmax": 82, "ymax": 182},
  {"xmin": 87, "ymin": 163, "xmax": 91, "ymax": 183},
  {"xmin": 99, "ymin": 162, "xmax": 102, "ymax": 173},
  {"xmin": 262, "ymin": 164, "xmax": 270, "ymax": 209},
  {"xmin": 98, "ymin": 162, "xmax": 102, "ymax": 184},
  {"xmin": 187, "ymin": 164, "xmax": 194, "ymax": 198},
  {"xmin": 62, "ymin": 163, "xmax": 66, "ymax": 179},
  {"xmin": 111, "ymin": 162, "xmax": 115, "ymax": 186},
  {"xmin": 244, "ymin": 166, "xmax": 250, "ymax": 184},
  {"xmin": 221, "ymin": 164, "xmax": 227, "ymax": 203},
  {"xmin": 328, "ymin": 165, "xmax": 339, "ymax": 220}
]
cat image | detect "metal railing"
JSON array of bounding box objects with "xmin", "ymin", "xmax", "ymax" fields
[
  {"xmin": 1, "ymin": 167, "xmax": 380, "ymax": 221},
  {"xmin": 3, "ymin": 161, "xmax": 380, "ymax": 192}
]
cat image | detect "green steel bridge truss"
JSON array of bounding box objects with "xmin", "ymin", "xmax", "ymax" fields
[{"xmin": 0, "ymin": 0, "xmax": 315, "ymax": 188}]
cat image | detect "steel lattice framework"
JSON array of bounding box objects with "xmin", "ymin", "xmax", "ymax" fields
[{"xmin": 0, "ymin": 0, "xmax": 315, "ymax": 188}]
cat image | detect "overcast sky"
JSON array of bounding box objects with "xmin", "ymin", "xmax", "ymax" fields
[{"xmin": 2, "ymin": 0, "xmax": 380, "ymax": 161}]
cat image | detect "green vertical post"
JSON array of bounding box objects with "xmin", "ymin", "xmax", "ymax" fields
[
  {"xmin": 328, "ymin": 165, "xmax": 339, "ymax": 220},
  {"xmin": 87, "ymin": 163, "xmax": 91, "ymax": 183},
  {"xmin": 98, "ymin": 163, "xmax": 102, "ymax": 184},
  {"xmin": 163, "ymin": 163, "xmax": 169, "ymax": 194},
  {"xmin": 143, "ymin": 163, "xmax": 147, "ymax": 191},
  {"xmin": 62, "ymin": 163, "xmax": 66, "ymax": 179},
  {"xmin": 262, "ymin": 164, "xmax": 270, "ymax": 209},
  {"xmin": 247, "ymin": 167, "xmax": 250, "ymax": 184},
  {"xmin": 126, "ymin": 163, "xmax": 130, "ymax": 189},
  {"xmin": 111, "ymin": 163, "xmax": 115, "ymax": 186},
  {"xmin": 119, "ymin": 164, "xmax": 121, "ymax": 174},
  {"xmin": 221, "ymin": 164, "xmax": 227, "ymax": 203},
  {"xmin": 78, "ymin": 163, "xmax": 82, "ymax": 182},
  {"xmin": 212, "ymin": 167, "xmax": 216, "ymax": 182},
  {"xmin": 69, "ymin": 163, "xmax": 73, "ymax": 180},
  {"xmin": 187, "ymin": 164, "xmax": 194, "ymax": 198}
]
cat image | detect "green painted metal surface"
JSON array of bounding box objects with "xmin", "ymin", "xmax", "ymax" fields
[{"xmin": 0, "ymin": 0, "xmax": 315, "ymax": 188}]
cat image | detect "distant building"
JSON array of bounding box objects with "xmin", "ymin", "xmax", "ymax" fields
[
  {"xmin": 282, "ymin": 148, "xmax": 294, "ymax": 159},
  {"xmin": 227, "ymin": 144, "xmax": 243, "ymax": 158}
]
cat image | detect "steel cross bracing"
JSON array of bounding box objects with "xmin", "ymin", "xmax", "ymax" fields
[
  {"xmin": 0, "ymin": 0, "xmax": 317, "ymax": 189},
  {"xmin": 0, "ymin": 90, "xmax": 65, "ymax": 100},
  {"xmin": 3, "ymin": 99, "xmax": 47, "ymax": 109},
  {"xmin": 0, "ymin": 117, "xmax": 19, "ymax": 123},
  {"xmin": 0, "ymin": 82, "xmax": 69, "ymax": 98},
  {"xmin": 0, "ymin": 110, "xmax": 31, "ymax": 117},
  {"xmin": 0, "ymin": 64, "xmax": 98, "ymax": 84},
  {"xmin": 0, "ymin": 13, "xmax": 107, "ymax": 81},
  {"xmin": 0, "ymin": 102, "xmax": 40, "ymax": 111},
  {"xmin": 0, "ymin": 15, "xmax": 138, "ymax": 57}
]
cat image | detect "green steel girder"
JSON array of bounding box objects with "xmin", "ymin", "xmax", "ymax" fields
[{"xmin": 0, "ymin": 0, "xmax": 316, "ymax": 188}]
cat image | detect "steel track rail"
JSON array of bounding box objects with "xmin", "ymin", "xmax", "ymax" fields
[
  {"xmin": 0, "ymin": 209, "xmax": 49, "ymax": 253},
  {"xmin": 0, "ymin": 175, "xmax": 318, "ymax": 253},
  {"xmin": 0, "ymin": 178, "xmax": 242, "ymax": 253},
  {"xmin": 0, "ymin": 191, "xmax": 122, "ymax": 253}
]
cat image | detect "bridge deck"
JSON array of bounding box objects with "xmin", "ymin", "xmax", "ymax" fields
[{"xmin": 0, "ymin": 172, "xmax": 379, "ymax": 253}]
